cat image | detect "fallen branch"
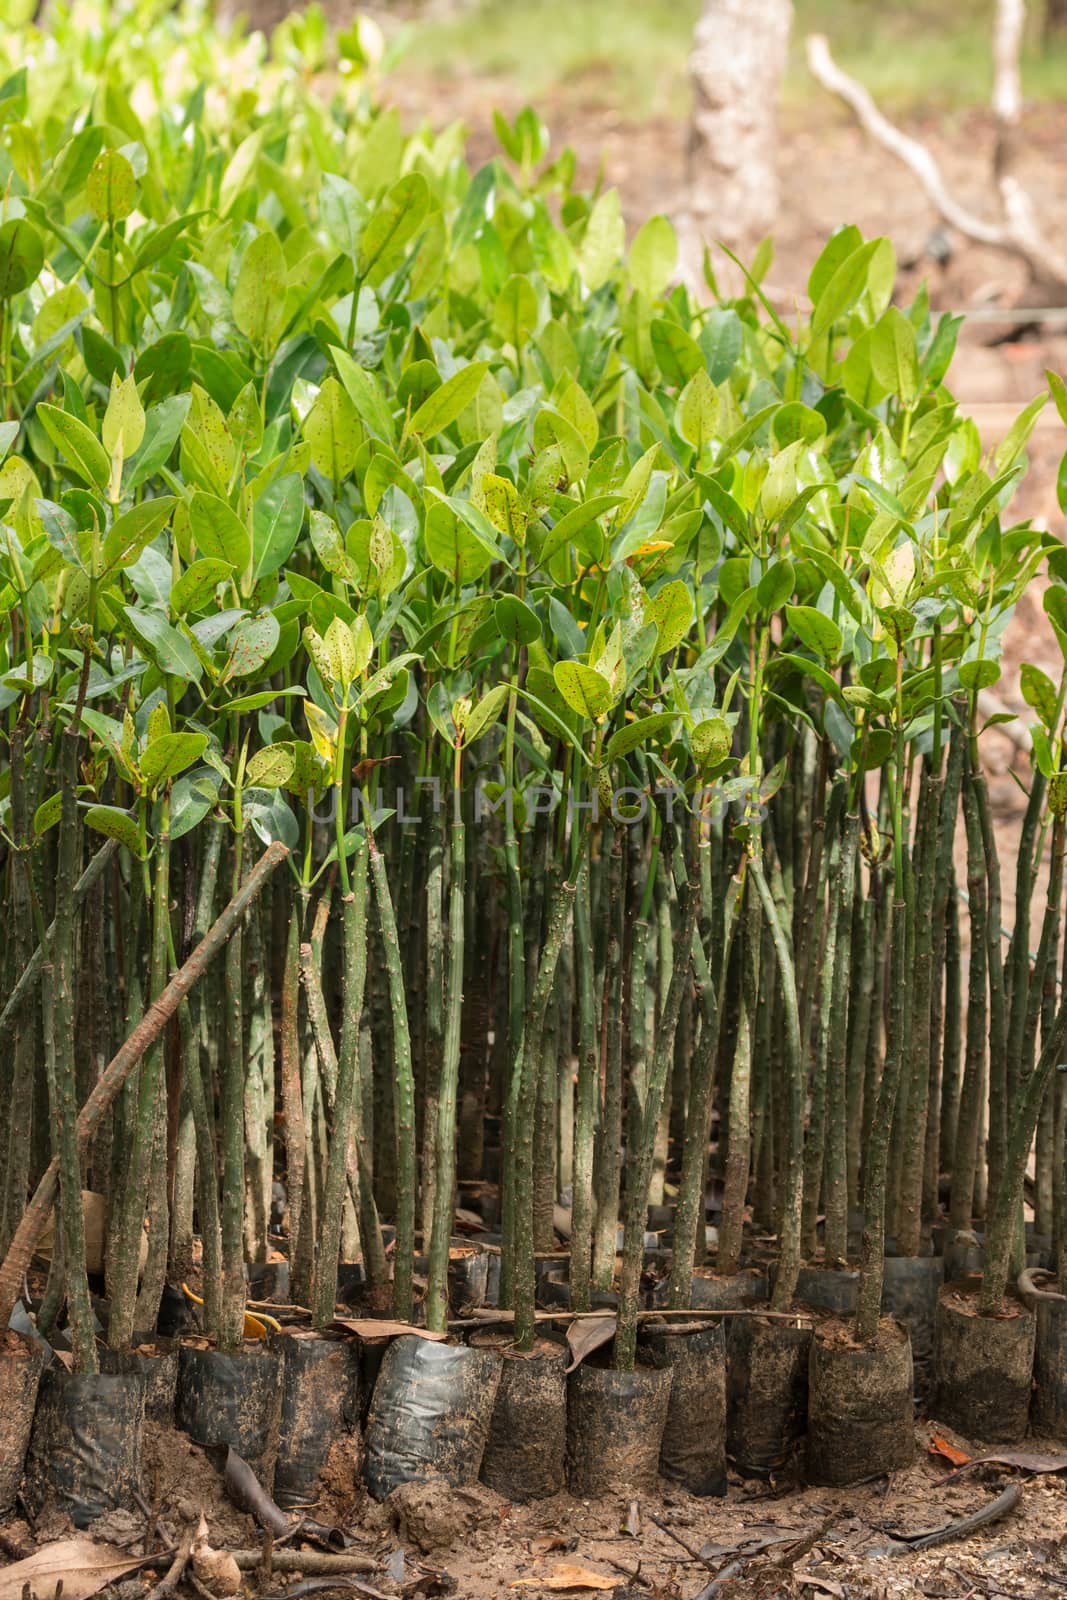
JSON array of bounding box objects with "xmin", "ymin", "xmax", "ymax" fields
[
  {"xmin": 891, "ymin": 1481, "xmax": 1023, "ymax": 1553},
  {"xmin": 0, "ymin": 840, "xmax": 289, "ymax": 1331},
  {"xmin": 230, "ymin": 1550, "xmax": 379, "ymax": 1574},
  {"xmin": 806, "ymin": 30, "xmax": 1067, "ymax": 297}
]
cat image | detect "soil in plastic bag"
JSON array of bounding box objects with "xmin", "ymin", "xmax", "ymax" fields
[
  {"xmin": 175, "ymin": 1340, "xmax": 282, "ymax": 1487},
  {"xmin": 638, "ymin": 1320, "xmax": 726, "ymax": 1496},
  {"xmin": 726, "ymin": 1315, "xmax": 812, "ymax": 1476},
  {"xmin": 1033, "ymin": 1294, "xmax": 1067, "ymax": 1437},
  {"xmin": 653, "ymin": 1265, "xmax": 768, "ymax": 1312},
  {"xmin": 880, "ymin": 1254, "xmax": 943, "ymax": 1389},
  {"xmin": 807, "ymin": 1318, "xmax": 914, "ymax": 1485},
  {"xmin": 98, "ymin": 1336, "xmax": 179, "ymax": 1422},
  {"xmin": 448, "ymin": 1245, "xmax": 489, "ymax": 1316},
  {"xmin": 476, "ymin": 1335, "xmax": 567, "ymax": 1501},
  {"xmin": 0, "ymin": 1330, "xmax": 48, "ymax": 1514},
  {"xmin": 23, "ymin": 1367, "xmax": 145, "ymax": 1528},
  {"xmin": 273, "ymin": 1328, "xmax": 362, "ymax": 1508},
  {"xmin": 794, "ymin": 1265, "xmax": 860, "ymax": 1317},
  {"xmin": 363, "ymin": 1336, "xmax": 501, "ymax": 1501},
  {"xmin": 566, "ymin": 1359, "xmax": 672, "ymax": 1496},
  {"xmin": 933, "ymin": 1283, "xmax": 1034, "ymax": 1443}
]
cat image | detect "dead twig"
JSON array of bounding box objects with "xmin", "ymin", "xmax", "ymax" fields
[
  {"xmin": 141, "ymin": 1515, "xmax": 197, "ymax": 1600},
  {"xmin": 766, "ymin": 1516, "xmax": 836, "ymax": 1569},
  {"xmin": 229, "ymin": 1551, "xmax": 379, "ymax": 1574},
  {"xmin": 648, "ymin": 1516, "xmax": 712, "ymax": 1569}
]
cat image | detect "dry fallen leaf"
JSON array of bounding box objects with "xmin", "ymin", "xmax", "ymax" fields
[
  {"xmin": 512, "ymin": 1562, "xmax": 618, "ymax": 1590},
  {"xmin": 945, "ymin": 1446, "xmax": 1067, "ymax": 1479},
  {"xmin": 331, "ymin": 1319, "xmax": 448, "ymax": 1342},
  {"xmin": 928, "ymin": 1434, "xmax": 971, "ymax": 1468},
  {"xmin": 564, "ymin": 1315, "xmax": 616, "ymax": 1373},
  {"xmin": 0, "ymin": 1538, "xmax": 146, "ymax": 1600}
]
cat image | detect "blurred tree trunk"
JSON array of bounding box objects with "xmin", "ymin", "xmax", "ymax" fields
[
  {"xmin": 1046, "ymin": 0, "xmax": 1067, "ymax": 33},
  {"xmin": 685, "ymin": 0, "xmax": 793, "ymax": 260},
  {"xmin": 215, "ymin": 0, "xmax": 300, "ymax": 32}
]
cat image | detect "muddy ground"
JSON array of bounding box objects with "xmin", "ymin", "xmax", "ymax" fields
[{"xmin": 6, "ymin": 1412, "xmax": 1067, "ymax": 1600}]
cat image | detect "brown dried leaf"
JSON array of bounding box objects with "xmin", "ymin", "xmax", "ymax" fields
[
  {"xmin": 945, "ymin": 1447, "xmax": 1067, "ymax": 1479},
  {"xmin": 0, "ymin": 1539, "xmax": 146, "ymax": 1600},
  {"xmin": 330, "ymin": 1319, "xmax": 448, "ymax": 1342},
  {"xmin": 564, "ymin": 1314, "xmax": 616, "ymax": 1373},
  {"xmin": 512, "ymin": 1562, "xmax": 618, "ymax": 1590}
]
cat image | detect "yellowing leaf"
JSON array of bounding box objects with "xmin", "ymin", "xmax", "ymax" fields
[{"xmin": 305, "ymin": 700, "xmax": 338, "ymax": 766}]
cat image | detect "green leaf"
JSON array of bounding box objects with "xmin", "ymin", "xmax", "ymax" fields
[
  {"xmin": 304, "ymin": 376, "xmax": 362, "ymax": 483},
  {"xmin": 126, "ymin": 395, "xmax": 191, "ymax": 492},
  {"xmin": 958, "ymin": 657, "xmax": 1001, "ymax": 691},
  {"xmin": 994, "ymin": 392, "xmax": 1049, "ymax": 475},
  {"xmin": 123, "ymin": 606, "xmax": 203, "ymax": 683},
  {"xmin": 1020, "ymin": 661, "xmax": 1059, "ymax": 728},
  {"xmin": 36, "ymin": 404, "xmax": 109, "ymax": 491},
  {"xmin": 189, "ymin": 490, "xmax": 250, "ymax": 571},
  {"xmin": 810, "ymin": 238, "xmax": 881, "ymax": 338},
  {"xmin": 651, "ymin": 318, "xmax": 703, "ymax": 387},
  {"xmin": 171, "ymin": 557, "xmax": 232, "ymax": 614},
  {"xmin": 692, "ymin": 716, "xmax": 732, "ymax": 768},
  {"xmin": 170, "ymin": 770, "xmax": 221, "ymax": 841},
  {"xmin": 869, "ymin": 306, "xmax": 919, "ymax": 406},
  {"xmin": 553, "ymin": 659, "xmax": 613, "ymax": 720},
  {"xmin": 756, "ymin": 557, "xmax": 795, "ymax": 614},
  {"xmin": 0, "ymin": 217, "xmax": 44, "ymax": 298},
  {"xmin": 252, "ymin": 474, "xmax": 303, "ymax": 581},
  {"xmin": 358, "ymin": 171, "xmax": 431, "ymax": 283},
  {"xmin": 86, "ymin": 149, "xmax": 137, "ymax": 220},
  {"xmin": 605, "ymin": 711, "xmax": 676, "ymax": 762},
  {"xmin": 578, "ymin": 188, "xmax": 624, "ymax": 292},
  {"xmin": 645, "ymin": 579, "xmax": 693, "ymax": 654},
  {"xmin": 493, "ymin": 274, "xmax": 539, "ymax": 349},
  {"xmin": 102, "ymin": 372, "xmax": 146, "ymax": 460},
  {"xmin": 245, "ymin": 743, "xmax": 296, "ymax": 788},
  {"xmin": 140, "ymin": 731, "xmax": 209, "ymax": 787},
  {"xmin": 330, "ymin": 347, "xmax": 395, "ymax": 443},
  {"xmin": 33, "ymin": 791, "xmax": 61, "ymax": 835},
  {"xmin": 101, "ymin": 496, "xmax": 175, "ymax": 575},
  {"xmin": 409, "ymin": 362, "xmax": 490, "ymax": 439},
  {"xmin": 699, "ymin": 308, "xmax": 743, "ymax": 385},
  {"xmin": 424, "ymin": 497, "xmax": 496, "ymax": 584},
  {"xmin": 1047, "ymin": 368, "xmax": 1067, "ymax": 428},
  {"xmin": 233, "ymin": 230, "xmax": 287, "ymax": 350},
  {"xmin": 628, "ymin": 215, "xmax": 677, "ymax": 301},
  {"xmin": 462, "ymin": 682, "xmax": 510, "ymax": 746},
  {"xmin": 85, "ymin": 804, "xmax": 142, "ymax": 854},
  {"xmin": 541, "ymin": 494, "xmax": 624, "ymax": 564},
  {"xmin": 495, "ymin": 595, "xmax": 540, "ymax": 647},
  {"xmin": 785, "ymin": 604, "xmax": 842, "ymax": 661}
]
